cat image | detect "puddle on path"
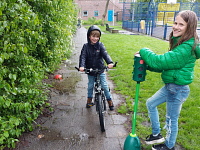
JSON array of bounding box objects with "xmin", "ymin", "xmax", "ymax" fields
[
  {"xmin": 52, "ymin": 72, "xmax": 81, "ymax": 94},
  {"xmin": 63, "ymin": 133, "xmax": 89, "ymax": 146},
  {"xmin": 39, "ymin": 128, "xmax": 89, "ymax": 146}
]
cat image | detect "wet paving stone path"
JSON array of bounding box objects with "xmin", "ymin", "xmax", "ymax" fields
[{"xmin": 11, "ymin": 27, "xmax": 129, "ymax": 150}]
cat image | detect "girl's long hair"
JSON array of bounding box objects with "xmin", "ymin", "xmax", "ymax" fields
[{"xmin": 169, "ymin": 10, "xmax": 199, "ymax": 51}]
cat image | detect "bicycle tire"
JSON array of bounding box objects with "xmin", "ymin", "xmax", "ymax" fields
[
  {"xmin": 95, "ymin": 93, "xmax": 99, "ymax": 111},
  {"xmin": 97, "ymin": 93, "xmax": 105, "ymax": 132},
  {"xmin": 102, "ymin": 93, "xmax": 106, "ymax": 111}
]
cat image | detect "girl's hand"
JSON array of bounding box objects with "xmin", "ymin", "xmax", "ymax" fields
[
  {"xmin": 135, "ymin": 51, "xmax": 140, "ymax": 55},
  {"xmin": 79, "ymin": 67, "xmax": 84, "ymax": 72},
  {"xmin": 108, "ymin": 64, "xmax": 113, "ymax": 69}
]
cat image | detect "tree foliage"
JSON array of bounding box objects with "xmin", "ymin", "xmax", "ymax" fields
[{"xmin": 0, "ymin": 0, "xmax": 77, "ymax": 149}]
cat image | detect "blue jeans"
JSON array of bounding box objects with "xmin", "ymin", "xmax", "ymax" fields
[
  {"xmin": 87, "ymin": 73, "xmax": 111, "ymax": 100},
  {"xmin": 146, "ymin": 83, "xmax": 190, "ymax": 148}
]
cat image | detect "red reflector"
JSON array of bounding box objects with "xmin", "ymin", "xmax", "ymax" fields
[{"xmin": 140, "ymin": 60, "xmax": 144, "ymax": 64}]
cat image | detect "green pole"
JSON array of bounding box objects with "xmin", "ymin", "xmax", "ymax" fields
[
  {"xmin": 124, "ymin": 54, "xmax": 145, "ymax": 150},
  {"xmin": 124, "ymin": 81, "xmax": 141, "ymax": 150},
  {"xmin": 131, "ymin": 81, "xmax": 140, "ymax": 135}
]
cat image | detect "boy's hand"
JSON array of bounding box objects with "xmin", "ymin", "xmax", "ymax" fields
[
  {"xmin": 79, "ymin": 67, "xmax": 84, "ymax": 72},
  {"xmin": 108, "ymin": 64, "xmax": 113, "ymax": 69}
]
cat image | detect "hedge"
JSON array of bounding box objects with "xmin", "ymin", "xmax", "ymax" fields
[{"xmin": 0, "ymin": 0, "xmax": 77, "ymax": 149}]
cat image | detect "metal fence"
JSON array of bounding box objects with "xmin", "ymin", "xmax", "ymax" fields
[{"xmin": 122, "ymin": 1, "xmax": 200, "ymax": 40}]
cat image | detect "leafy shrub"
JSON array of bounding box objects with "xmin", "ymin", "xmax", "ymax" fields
[
  {"xmin": 0, "ymin": 0, "xmax": 77, "ymax": 149},
  {"xmin": 94, "ymin": 19, "xmax": 102, "ymax": 25},
  {"xmin": 82, "ymin": 17, "xmax": 102, "ymax": 25}
]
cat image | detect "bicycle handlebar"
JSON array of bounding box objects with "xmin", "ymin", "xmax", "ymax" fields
[
  {"xmin": 113, "ymin": 61, "xmax": 117, "ymax": 67},
  {"xmin": 75, "ymin": 61, "xmax": 117, "ymax": 74}
]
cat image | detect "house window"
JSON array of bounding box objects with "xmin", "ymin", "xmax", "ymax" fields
[
  {"xmin": 119, "ymin": 0, "xmax": 127, "ymax": 3},
  {"xmin": 83, "ymin": 11, "xmax": 88, "ymax": 16},
  {"xmin": 94, "ymin": 11, "xmax": 99, "ymax": 17}
]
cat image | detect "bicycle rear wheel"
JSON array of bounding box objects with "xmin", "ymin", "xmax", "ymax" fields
[{"xmin": 97, "ymin": 93, "xmax": 105, "ymax": 132}]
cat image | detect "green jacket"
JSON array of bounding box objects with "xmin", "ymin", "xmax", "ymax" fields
[{"xmin": 140, "ymin": 37, "xmax": 200, "ymax": 85}]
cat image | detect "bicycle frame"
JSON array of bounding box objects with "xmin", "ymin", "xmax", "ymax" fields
[{"xmin": 94, "ymin": 73, "xmax": 106, "ymax": 112}]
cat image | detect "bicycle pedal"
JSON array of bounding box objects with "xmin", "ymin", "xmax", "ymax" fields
[
  {"xmin": 86, "ymin": 103, "xmax": 94, "ymax": 108},
  {"xmin": 88, "ymin": 103, "xmax": 94, "ymax": 107}
]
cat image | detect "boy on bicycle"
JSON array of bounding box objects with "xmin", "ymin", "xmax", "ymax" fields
[{"xmin": 79, "ymin": 25, "xmax": 114, "ymax": 111}]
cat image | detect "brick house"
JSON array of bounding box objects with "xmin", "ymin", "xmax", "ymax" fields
[{"xmin": 74, "ymin": 0, "xmax": 133, "ymax": 22}]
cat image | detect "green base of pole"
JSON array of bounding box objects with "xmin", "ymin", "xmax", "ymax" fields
[{"xmin": 124, "ymin": 133, "xmax": 141, "ymax": 150}]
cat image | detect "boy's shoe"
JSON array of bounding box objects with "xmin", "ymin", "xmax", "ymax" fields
[
  {"xmin": 152, "ymin": 144, "xmax": 175, "ymax": 150},
  {"xmin": 86, "ymin": 98, "xmax": 94, "ymax": 108},
  {"xmin": 145, "ymin": 133, "xmax": 165, "ymax": 145},
  {"xmin": 108, "ymin": 100, "xmax": 114, "ymax": 111}
]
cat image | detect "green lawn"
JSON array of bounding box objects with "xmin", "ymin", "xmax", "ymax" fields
[{"xmin": 99, "ymin": 30, "xmax": 200, "ymax": 149}]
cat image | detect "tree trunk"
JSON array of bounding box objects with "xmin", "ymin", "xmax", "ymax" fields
[{"xmin": 101, "ymin": 0, "xmax": 110, "ymax": 26}]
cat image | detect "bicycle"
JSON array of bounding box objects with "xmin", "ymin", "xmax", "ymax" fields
[{"xmin": 75, "ymin": 62, "xmax": 117, "ymax": 132}]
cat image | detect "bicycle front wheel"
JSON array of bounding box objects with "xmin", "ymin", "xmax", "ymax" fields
[
  {"xmin": 102, "ymin": 92, "xmax": 106, "ymax": 111},
  {"xmin": 97, "ymin": 93, "xmax": 105, "ymax": 132}
]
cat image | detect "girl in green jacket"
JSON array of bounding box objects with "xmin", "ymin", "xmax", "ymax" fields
[{"xmin": 135, "ymin": 10, "xmax": 200, "ymax": 150}]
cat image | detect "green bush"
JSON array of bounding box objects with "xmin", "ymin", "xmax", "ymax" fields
[
  {"xmin": 0, "ymin": 0, "xmax": 77, "ymax": 149},
  {"xmin": 82, "ymin": 17, "xmax": 102, "ymax": 25}
]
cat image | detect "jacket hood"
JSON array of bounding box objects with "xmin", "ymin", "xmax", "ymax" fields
[{"xmin": 87, "ymin": 25, "xmax": 101, "ymax": 44}]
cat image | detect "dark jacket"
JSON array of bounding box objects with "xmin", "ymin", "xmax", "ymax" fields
[{"xmin": 79, "ymin": 25, "xmax": 113, "ymax": 76}]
